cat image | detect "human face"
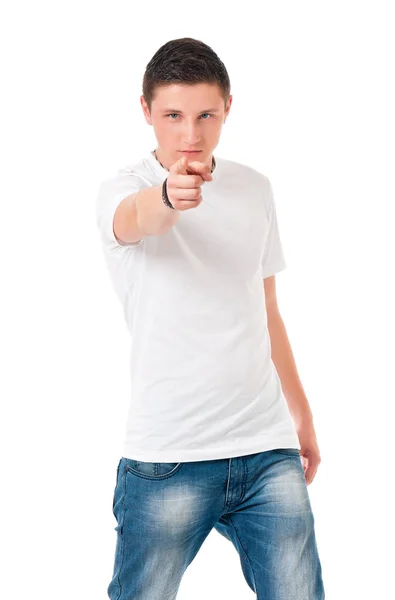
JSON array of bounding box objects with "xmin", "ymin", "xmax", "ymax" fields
[{"xmin": 140, "ymin": 83, "xmax": 232, "ymax": 170}]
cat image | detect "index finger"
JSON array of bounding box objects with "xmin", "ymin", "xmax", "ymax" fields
[
  {"xmin": 185, "ymin": 160, "xmax": 213, "ymax": 181},
  {"xmin": 185, "ymin": 160, "xmax": 212, "ymax": 175}
]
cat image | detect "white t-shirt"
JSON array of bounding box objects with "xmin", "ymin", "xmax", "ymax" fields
[{"xmin": 96, "ymin": 150, "xmax": 300, "ymax": 462}]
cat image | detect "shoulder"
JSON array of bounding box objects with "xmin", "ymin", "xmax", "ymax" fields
[
  {"xmin": 95, "ymin": 159, "xmax": 154, "ymax": 221},
  {"xmin": 216, "ymin": 156, "xmax": 271, "ymax": 190},
  {"xmin": 99, "ymin": 159, "xmax": 153, "ymax": 189},
  {"xmin": 96, "ymin": 160, "xmax": 154, "ymax": 203},
  {"xmin": 215, "ymin": 157, "xmax": 273, "ymax": 218}
]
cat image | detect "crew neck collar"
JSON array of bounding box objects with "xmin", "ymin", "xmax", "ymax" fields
[{"xmin": 147, "ymin": 149, "xmax": 219, "ymax": 182}]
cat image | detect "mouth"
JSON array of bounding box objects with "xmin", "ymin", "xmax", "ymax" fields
[{"xmin": 179, "ymin": 150, "xmax": 202, "ymax": 154}]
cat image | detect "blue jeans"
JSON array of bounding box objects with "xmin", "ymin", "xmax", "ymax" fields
[{"xmin": 108, "ymin": 449, "xmax": 325, "ymax": 599}]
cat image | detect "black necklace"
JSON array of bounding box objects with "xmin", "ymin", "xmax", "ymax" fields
[{"xmin": 152, "ymin": 149, "xmax": 216, "ymax": 174}]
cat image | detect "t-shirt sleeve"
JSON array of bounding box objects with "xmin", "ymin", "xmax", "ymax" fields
[
  {"xmin": 95, "ymin": 169, "xmax": 150, "ymax": 251},
  {"xmin": 261, "ymin": 179, "xmax": 287, "ymax": 279}
]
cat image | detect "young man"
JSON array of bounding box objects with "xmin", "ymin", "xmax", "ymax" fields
[{"xmin": 96, "ymin": 37, "xmax": 325, "ymax": 600}]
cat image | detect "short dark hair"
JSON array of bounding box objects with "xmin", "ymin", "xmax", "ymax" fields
[{"xmin": 142, "ymin": 37, "xmax": 231, "ymax": 112}]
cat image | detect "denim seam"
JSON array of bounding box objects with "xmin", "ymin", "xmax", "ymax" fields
[
  {"xmin": 240, "ymin": 456, "xmax": 248, "ymax": 502},
  {"xmin": 224, "ymin": 459, "xmax": 232, "ymax": 506},
  {"xmin": 228, "ymin": 516, "xmax": 260, "ymax": 600},
  {"xmin": 114, "ymin": 468, "xmax": 127, "ymax": 600},
  {"xmin": 224, "ymin": 457, "xmax": 249, "ymax": 508}
]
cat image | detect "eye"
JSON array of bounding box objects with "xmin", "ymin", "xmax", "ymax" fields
[{"xmin": 165, "ymin": 113, "xmax": 214, "ymax": 120}]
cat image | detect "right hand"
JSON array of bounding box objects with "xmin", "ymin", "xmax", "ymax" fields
[{"xmin": 166, "ymin": 156, "xmax": 213, "ymax": 211}]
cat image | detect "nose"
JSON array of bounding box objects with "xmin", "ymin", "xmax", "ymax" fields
[{"xmin": 182, "ymin": 119, "xmax": 201, "ymax": 145}]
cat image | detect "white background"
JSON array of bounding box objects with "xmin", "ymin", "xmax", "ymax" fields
[{"xmin": 1, "ymin": 1, "xmax": 394, "ymax": 598}]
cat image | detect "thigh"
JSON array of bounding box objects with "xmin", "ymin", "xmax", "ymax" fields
[
  {"xmin": 215, "ymin": 450, "xmax": 325, "ymax": 600},
  {"xmin": 108, "ymin": 457, "xmax": 220, "ymax": 600}
]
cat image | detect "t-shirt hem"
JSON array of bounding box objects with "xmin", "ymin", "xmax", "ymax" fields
[
  {"xmin": 121, "ymin": 438, "xmax": 301, "ymax": 463},
  {"xmin": 262, "ymin": 261, "xmax": 287, "ymax": 279}
]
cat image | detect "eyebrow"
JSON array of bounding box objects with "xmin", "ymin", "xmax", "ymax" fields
[{"xmin": 162, "ymin": 108, "xmax": 220, "ymax": 113}]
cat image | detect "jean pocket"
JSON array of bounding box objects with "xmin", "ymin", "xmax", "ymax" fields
[
  {"xmin": 125, "ymin": 459, "xmax": 183, "ymax": 480},
  {"xmin": 272, "ymin": 448, "xmax": 301, "ymax": 456}
]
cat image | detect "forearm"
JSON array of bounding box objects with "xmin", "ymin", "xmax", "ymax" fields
[
  {"xmin": 113, "ymin": 184, "xmax": 180, "ymax": 244},
  {"xmin": 135, "ymin": 185, "xmax": 180, "ymax": 236},
  {"xmin": 266, "ymin": 308, "xmax": 314, "ymax": 428}
]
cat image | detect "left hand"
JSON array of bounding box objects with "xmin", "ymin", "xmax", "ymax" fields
[{"xmin": 296, "ymin": 421, "xmax": 322, "ymax": 486}]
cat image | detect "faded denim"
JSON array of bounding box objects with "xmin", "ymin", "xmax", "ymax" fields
[{"xmin": 108, "ymin": 448, "xmax": 325, "ymax": 599}]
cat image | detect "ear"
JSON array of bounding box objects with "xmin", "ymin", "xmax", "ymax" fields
[
  {"xmin": 140, "ymin": 95, "xmax": 152, "ymax": 125},
  {"xmin": 224, "ymin": 95, "xmax": 233, "ymax": 122}
]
